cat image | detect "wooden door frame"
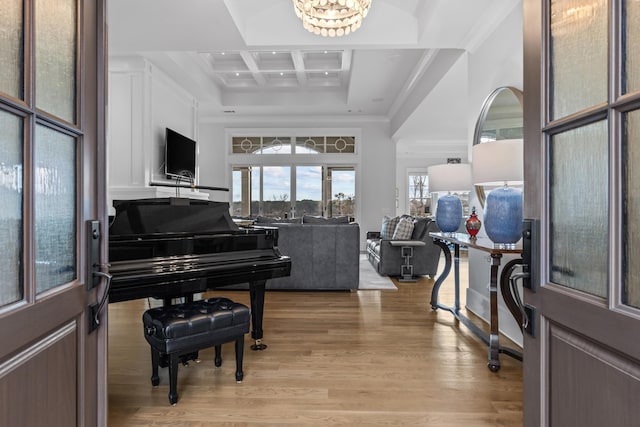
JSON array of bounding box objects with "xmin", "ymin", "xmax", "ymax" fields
[
  {"xmin": 522, "ymin": 0, "xmax": 543, "ymax": 424},
  {"xmin": 90, "ymin": 0, "xmax": 109, "ymax": 424}
]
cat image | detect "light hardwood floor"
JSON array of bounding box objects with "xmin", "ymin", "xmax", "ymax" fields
[{"xmin": 108, "ymin": 255, "xmax": 523, "ymax": 426}]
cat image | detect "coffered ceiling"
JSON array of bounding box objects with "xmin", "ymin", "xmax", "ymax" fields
[
  {"xmin": 108, "ymin": 0, "xmax": 521, "ymax": 143},
  {"xmin": 202, "ymin": 50, "xmax": 349, "ymax": 90}
]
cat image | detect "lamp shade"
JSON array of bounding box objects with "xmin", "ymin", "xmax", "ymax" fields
[
  {"xmin": 427, "ymin": 163, "xmax": 472, "ymax": 233},
  {"xmin": 427, "ymin": 163, "xmax": 472, "ymax": 193},
  {"xmin": 471, "ymin": 139, "xmax": 523, "ymax": 186}
]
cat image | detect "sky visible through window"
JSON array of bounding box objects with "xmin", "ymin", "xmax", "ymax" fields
[{"xmin": 233, "ymin": 166, "xmax": 355, "ymax": 201}]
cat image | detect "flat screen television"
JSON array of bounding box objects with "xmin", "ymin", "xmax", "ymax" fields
[{"xmin": 165, "ymin": 127, "xmax": 196, "ymax": 181}]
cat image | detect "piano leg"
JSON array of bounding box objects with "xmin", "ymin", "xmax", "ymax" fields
[{"xmin": 249, "ymin": 280, "xmax": 267, "ymax": 351}]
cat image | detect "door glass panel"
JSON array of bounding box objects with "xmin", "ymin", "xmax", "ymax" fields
[
  {"xmin": 624, "ymin": 109, "xmax": 640, "ymax": 308},
  {"xmin": 262, "ymin": 166, "xmax": 290, "ymax": 218},
  {"xmin": 0, "ymin": 0, "xmax": 23, "ymax": 99},
  {"xmin": 35, "ymin": 125, "xmax": 76, "ymax": 292},
  {"xmin": 0, "ymin": 111, "xmax": 23, "ymax": 306},
  {"xmin": 296, "ymin": 166, "xmax": 322, "ymax": 216},
  {"xmin": 232, "ymin": 167, "xmax": 250, "ymax": 217},
  {"xmin": 251, "ymin": 167, "xmax": 261, "ymax": 216},
  {"xmin": 624, "ymin": 0, "xmax": 640, "ymax": 93},
  {"xmin": 549, "ymin": 121, "xmax": 608, "ymax": 297},
  {"xmin": 35, "ymin": 0, "xmax": 76, "ymax": 122},
  {"xmin": 328, "ymin": 168, "xmax": 355, "ymax": 218},
  {"xmin": 550, "ymin": 0, "xmax": 607, "ymax": 120}
]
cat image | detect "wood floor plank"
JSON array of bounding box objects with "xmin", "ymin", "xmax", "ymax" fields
[{"xmin": 108, "ymin": 255, "xmax": 523, "ymax": 426}]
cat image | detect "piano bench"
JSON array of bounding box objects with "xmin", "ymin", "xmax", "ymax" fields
[{"xmin": 142, "ymin": 297, "xmax": 251, "ymax": 405}]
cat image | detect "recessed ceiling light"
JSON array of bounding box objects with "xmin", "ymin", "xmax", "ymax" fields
[
  {"xmin": 272, "ymin": 51, "xmax": 277, "ymax": 55},
  {"xmin": 235, "ymin": 72, "xmax": 240, "ymax": 76},
  {"xmin": 324, "ymin": 71, "xmax": 329, "ymax": 75},
  {"xmin": 280, "ymin": 72, "xmax": 284, "ymax": 76}
]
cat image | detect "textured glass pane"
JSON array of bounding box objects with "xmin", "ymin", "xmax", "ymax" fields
[
  {"xmin": 549, "ymin": 121, "xmax": 608, "ymax": 297},
  {"xmin": 35, "ymin": 125, "xmax": 76, "ymax": 292},
  {"xmin": 550, "ymin": 0, "xmax": 607, "ymax": 120},
  {"xmin": 0, "ymin": 111, "xmax": 23, "ymax": 306},
  {"xmin": 624, "ymin": 109, "xmax": 640, "ymax": 308},
  {"xmin": 35, "ymin": 0, "xmax": 76, "ymax": 122},
  {"xmin": 0, "ymin": 0, "xmax": 23, "ymax": 99},
  {"xmin": 624, "ymin": 0, "xmax": 640, "ymax": 93}
]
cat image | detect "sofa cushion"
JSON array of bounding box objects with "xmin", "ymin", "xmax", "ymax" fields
[
  {"xmin": 302, "ymin": 215, "xmax": 349, "ymax": 224},
  {"xmin": 381, "ymin": 215, "xmax": 400, "ymax": 239},
  {"xmin": 392, "ymin": 216, "xmax": 414, "ymax": 239}
]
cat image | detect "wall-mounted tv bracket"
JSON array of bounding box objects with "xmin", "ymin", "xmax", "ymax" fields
[{"xmin": 86, "ymin": 220, "xmax": 112, "ymax": 333}]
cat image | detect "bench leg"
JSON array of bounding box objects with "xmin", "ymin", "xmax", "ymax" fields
[
  {"xmin": 150, "ymin": 347, "xmax": 160, "ymax": 386},
  {"xmin": 235, "ymin": 336, "xmax": 244, "ymax": 383},
  {"xmin": 214, "ymin": 345, "xmax": 222, "ymax": 367},
  {"xmin": 168, "ymin": 354, "xmax": 179, "ymax": 405}
]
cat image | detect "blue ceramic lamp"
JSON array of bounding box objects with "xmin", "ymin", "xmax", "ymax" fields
[
  {"xmin": 427, "ymin": 163, "xmax": 472, "ymax": 234},
  {"xmin": 471, "ymin": 139, "xmax": 524, "ymax": 246}
]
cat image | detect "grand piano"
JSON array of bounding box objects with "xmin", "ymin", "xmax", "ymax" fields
[{"xmin": 108, "ymin": 197, "xmax": 291, "ymax": 349}]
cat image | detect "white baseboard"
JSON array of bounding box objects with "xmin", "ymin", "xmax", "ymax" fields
[{"xmin": 465, "ymin": 286, "xmax": 523, "ymax": 348}]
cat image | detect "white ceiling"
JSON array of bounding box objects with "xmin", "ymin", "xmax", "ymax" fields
[{"xmin": 107, "ymin": 0, "xmax": 520, "ymax": 144}]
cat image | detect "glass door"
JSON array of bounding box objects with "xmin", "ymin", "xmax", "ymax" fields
[{"xmin": 523, "ymin": 0, "xmax": 640, "ymax": 424}]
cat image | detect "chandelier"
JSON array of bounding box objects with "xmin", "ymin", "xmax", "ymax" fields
[{"xmin": 292, "ymin": 0, "xmax": 372, "ymax": 37}]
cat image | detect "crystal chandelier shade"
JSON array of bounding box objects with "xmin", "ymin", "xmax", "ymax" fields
[{"xmin": 292, "ymin": 0, "xmax": 372, "ymax": 37}]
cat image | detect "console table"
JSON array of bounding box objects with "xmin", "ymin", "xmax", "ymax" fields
[{"xmin": 429, "ymin": 232, "xmax": 524, "ymax": 372}]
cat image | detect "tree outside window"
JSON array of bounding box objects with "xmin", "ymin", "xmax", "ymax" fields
[{"xmin": 409, "ymin": 174, "xmax": 430, "ymax": 217}]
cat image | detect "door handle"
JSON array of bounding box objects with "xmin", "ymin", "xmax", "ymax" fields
[
  {"xmin": 86, "ymin": 220, "xmax": 101, "ymax": 290},
  {"xmin": 86, "ymin": 220, "xmax": 112, "ymax": 333}
]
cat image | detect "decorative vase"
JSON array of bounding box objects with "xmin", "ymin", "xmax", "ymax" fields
[
  {"xmin": 435, "ymin": 193, "xmax": 462, "ymax": 233},
  {"xmin": 483, "ymin": 186, "xmax": 523, "ymax": 245},
  {"xmin": 465, "ymin": 206, "xmax": 482, "ymax": 237}
]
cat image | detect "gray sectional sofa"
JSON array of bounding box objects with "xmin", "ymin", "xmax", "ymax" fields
[
  {"xmin": 252, "ymin": 216, "xmax": 360, "ymax": 290},
  {"xmin": 366, "ymin": 216, "xmax": 441, "ymax": 278}
]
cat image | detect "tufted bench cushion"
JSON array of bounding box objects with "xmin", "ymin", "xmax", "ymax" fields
[{"xmin": 143, "ymin": 297, "xmax": 250, "ymax": 405}]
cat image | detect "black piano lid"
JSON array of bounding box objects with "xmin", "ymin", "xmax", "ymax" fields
[{"xmin": 110, "ymin": 197, "xmax": 240, "ymax": 236}]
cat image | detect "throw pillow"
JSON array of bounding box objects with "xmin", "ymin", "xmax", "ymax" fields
[
  {"xmin": 392, "ymin": 216, "xmax": 415, "ymax": 240},
  {"xmin": 380, "ymin": 215, "xmax": 400, "ymax": 239},
  {"xmin": 411, "ymin": 217, "xmax": 430, "ymax": 240}
]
